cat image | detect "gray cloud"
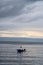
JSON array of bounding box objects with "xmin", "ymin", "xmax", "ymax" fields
[
  {"xmin": 0, "ymin": 0, "xmax": 28, "ymax": 18},
  {"xmin": 0, "ymin": 0, "xmax": 42, "ymax": 18},
  {"xmin": 0, "ymin": 0, "xmax": 43, "ymax": 32}
]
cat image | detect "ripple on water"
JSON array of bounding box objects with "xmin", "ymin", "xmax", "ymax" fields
[{"xmin": 0, "ymin": 44, "xmax": 43, "ymax": 65}]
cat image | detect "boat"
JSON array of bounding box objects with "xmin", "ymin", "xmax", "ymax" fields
[{"xmin": 17, "ymin": 46, "xmax": 26, "ymax": 53}]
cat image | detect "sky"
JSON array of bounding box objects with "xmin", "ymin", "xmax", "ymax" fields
[{"xmin": 0, "ymin": 0, "xmax": 43, "ymax": 38}]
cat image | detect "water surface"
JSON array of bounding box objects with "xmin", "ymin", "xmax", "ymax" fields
[{"xmin": 0, "ymin": 43, "xmax": 43, "ymax": 65}]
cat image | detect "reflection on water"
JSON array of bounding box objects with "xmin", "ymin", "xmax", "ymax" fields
[{"xmin": 0, "ymin": 44, "xmax": 43, "ymax": 65}]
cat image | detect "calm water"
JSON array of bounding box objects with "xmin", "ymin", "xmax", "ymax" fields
[{"xmin": 0, "ymin": 43, "xmax": 43, "ymax": 65}]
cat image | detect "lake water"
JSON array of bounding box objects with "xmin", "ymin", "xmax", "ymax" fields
[{"xmin": 0, "ymin": 43, "xmax": 43, "ymax": 65}]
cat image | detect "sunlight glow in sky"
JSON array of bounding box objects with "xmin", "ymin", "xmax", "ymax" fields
[{"xmin": 0, "ymin": 31, "xmax": 43, "ymax": 38}]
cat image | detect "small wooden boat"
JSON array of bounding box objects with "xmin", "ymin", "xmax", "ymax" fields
[{"xmin": 17, "ymin": 46, "xmax": 26, "ymax": 53}]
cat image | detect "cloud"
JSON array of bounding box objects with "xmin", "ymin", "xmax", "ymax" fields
[
  {"xmin": 11, "ymin": 1, "xmax": 43, "ymax": 31},
  {"xmin": 0, "ymin": 0, "xmax": 43, "ymax": 37},
  {"xmin": 0, "ymin": 0, "xmax": 42, "ymax": 18},
  {"xmin": 13, "ymin": 1, "xmax": 43, "ymax": 22},
  {"xmin": 0, "ymin": 0, "xmax": 29, "ymax": 18}
]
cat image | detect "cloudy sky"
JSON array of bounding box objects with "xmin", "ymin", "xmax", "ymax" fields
[{"xmin": 0, "ymin": 0, "xmax": 43, "ymax": 38}]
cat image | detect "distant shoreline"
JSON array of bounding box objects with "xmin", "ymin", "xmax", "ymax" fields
[{"xmin": 0, "ymin": 41, "xmax": 43, "ymax": 45}]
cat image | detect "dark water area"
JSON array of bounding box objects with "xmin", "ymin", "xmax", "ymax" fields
[
  {"xmin": 0, "ymin": 37, "xmax": 43, "ymax": 42},
  {"xmin": 0, "ymin": 42, "xmax": 43, "ymax": 65}
]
